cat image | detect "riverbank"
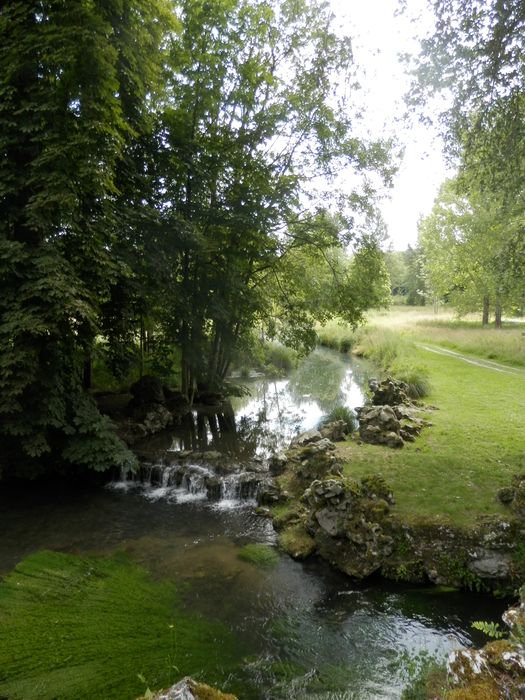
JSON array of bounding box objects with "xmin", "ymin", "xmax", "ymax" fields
[{"xmin": 273, "ymin": 313, "xmax": 525, "ymax": 593}]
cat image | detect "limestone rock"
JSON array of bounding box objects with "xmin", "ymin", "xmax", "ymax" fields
[
  {"xmin": 319, "ymin": 420, "xmax": 348, "ymax": 441},
  {"xmin": 468, "ymin": 551, "xmax": 512, "ymax": 578},
  {"xmin": 268, "ymin": 452, "xmax": 288, "ymax": 476},
  {"xmin": 143, "ymin": 676, "xmax": 237, "ymax": 700},
  {"xmin": 301, "ymin": 475, "xmax": 395, "ymax": 578},
  {"xmin": 369, "ymin": 378, "xmax": 410, "ymax": 406},
  {"xmin": 291, "ymin": 429, "xmax": 323, "ymax": 447}
]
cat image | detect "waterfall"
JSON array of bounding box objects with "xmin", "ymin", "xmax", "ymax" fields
[{"xmin": 107, "ymin": 459, "xmax": 266, "ymax": 507}]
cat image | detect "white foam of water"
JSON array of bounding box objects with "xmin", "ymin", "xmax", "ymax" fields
[
  {"xmin": 212, "ymin": 497, "xmax": 256, "ymax": 511},
  {"xmin": 143, "ymin": 486, "xmax": 172, "ymax": 501}
]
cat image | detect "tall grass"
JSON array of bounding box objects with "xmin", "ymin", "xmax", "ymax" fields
[
  {"xmin": 354, "ymin": 326, "xmax": 431, "ymax": 399},
  {"xmin": 414, "ymin": 321, "xmax": 525, "ymax": 368},
  {"xmin": 317, "ymin": 320, "xmax": 357, "ymax": 353}
]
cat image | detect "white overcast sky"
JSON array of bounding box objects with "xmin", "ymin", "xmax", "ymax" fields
[{"xmin": 329, "ymin": 0, "xmax": 453, "ymax": 250}]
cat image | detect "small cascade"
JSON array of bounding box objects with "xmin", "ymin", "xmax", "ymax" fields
[
  {"xmin": 107, "ymin": 459, "xmax": 268, "ymax": 507},
  {"xmin": 176, "ymin": 465, "xmax": 211, "ymax": 502}
]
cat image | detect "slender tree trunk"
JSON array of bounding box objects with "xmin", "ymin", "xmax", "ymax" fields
[
  {"xmin": 482, "ymin": 295, "xmax": 490, "ymax": 326},
  {"xmin": 139, "ymin": 314, "xmax": 146, "ymax": 378},
  {"xmin": 207, "ymin": 324, "xmax": 221, "ymax": 385},
  {"xmin": 495, "ymin": 296, "xmax": 503, "ymax": 328}
]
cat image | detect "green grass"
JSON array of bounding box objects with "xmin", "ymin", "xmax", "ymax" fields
[
  {"xmin": 237, "ymin": 543, "xmax": 279, "ymax": 568},
  {"xmin": 412, "ymin": 321, "xmax": 525, "ymax": 368},
  {"xmin": 316, "ymin": 320, "xmax": 357, "ymax": 353},
  {"xmin": 338, "ymin": 344, "xmax": 525, "ymax": 526},
  {"xmin": 0, "ymin": 551, "xmax": 240, "ymax": 700}
]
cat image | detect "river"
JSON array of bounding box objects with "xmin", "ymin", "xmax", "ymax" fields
[{"xmin": 0, "ymin": 349, "xmax": 506, "ymax": 699}]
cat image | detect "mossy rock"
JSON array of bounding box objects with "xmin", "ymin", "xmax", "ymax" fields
[
  {"xmin": 190, "ymin": 679, "xmax": 238, "ymax": 700},
  {"xmin": 381, "ymin": 560, "xmax": 426, "ymax": 584},
  {"xmin": 445, "ymin": 679, "xmax": 501, "ymax": 700},
  {"xmin": 237, "ymin": 543, "xmax": 279, "ymax": 568},
  {"xmin": 143, "ymin": 677, "xmax": 238, "ymax": 700},
  {"xmin": 278, "ymin": 524, "xmax": 316, "ymax": 560},
  {"xmin": 0, "ymin": 551, "xmax": 240, "ymax": 700},
  {"xmin": 272, "ymin": 504, "xmax": 305, "ymax": 531}
]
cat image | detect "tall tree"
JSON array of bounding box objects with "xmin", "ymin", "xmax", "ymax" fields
[
  {"xmin": 152, "ymin": 0, "xmax": 393, "ymax": 395},
  {"xmin": 0, "ymin": 0, "xmax": 172, "ymax": 477},
  {"xmin": 410, "ymin": 0, "xmax": 525, "ymax": 196},
  {"xmin": 418, "ymin": 178, "xmax": 522, "ymax": 325}
]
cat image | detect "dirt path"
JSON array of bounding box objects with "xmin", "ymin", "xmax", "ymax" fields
[{"xmin": 416, "ymin": 343, "xmax": 525, "ymax": 377}]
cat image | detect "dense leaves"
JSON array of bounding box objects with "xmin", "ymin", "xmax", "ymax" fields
[{"xmin": 0, "ymin": 0, "xmax": 392, "ymax": 478}]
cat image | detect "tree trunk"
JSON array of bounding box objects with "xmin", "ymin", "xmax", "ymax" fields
[
  {"xmin": 482, "ymin": 295, "xmax": 490, "ymax": 326},
  {"xmin": 495, "ymin": 296, "xmax": 502, "ymax": 328},
  {"xmin": 139, "ymin": 315, "xmax": 145, "ymax": 378}
]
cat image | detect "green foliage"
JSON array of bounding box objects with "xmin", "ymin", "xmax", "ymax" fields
[
  {"xmin": 261, "ymin": 342, "xmax": 298, "ymax": 378},
  {"xmin": 390, "ymin": 364, "xmax": 431, "ymax": 399},
  {"xmin": 0, "ymin": 0, "xmax": 394, "ymax": 479},
  {"xmin": 411, "ymin": 0, "xmax": 525, "ymax": 198},
  {"xmin": 472, "ymin": 621, "xmax": 505, "ymax": 639},
  {"xmin": 319, "ymin": 406, "xmax": 357, "ymax": 432},
  {"xmin": 237, "ymin": 543, "xmax": 279, "ymax": 568},
  {"xmin": 418, "ymin": 178, "xmax": 523, "ymax": 324},
  {"xmin": 0, "ymin": 0, "xmax": 171, "ymax": 477},
  {"xmin": 317, "ymin": 319, "xmax": 357, "ymax": 353},
  {"xmin": 0, "ymin": 550, "xmax": 240, "ymax": 700}
]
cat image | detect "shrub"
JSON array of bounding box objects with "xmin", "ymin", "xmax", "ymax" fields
[
  {"xmin": 390, "ymin": 364, "xmax": 431, "ymax": 399},
  {"xmin": 319, "ymin": 406, "xmax": 357, "ymax": 432},
  {"xmin": 262, "ymin": 342, "xmax": 298, "ymax": 377}
]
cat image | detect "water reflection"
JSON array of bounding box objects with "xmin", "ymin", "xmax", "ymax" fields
[
  {"xmin": 231, "ymin": 348, "xmax": 373, "ymax": 455},
  {"xmin": 133, "ymin": 349, "xmax": 373, "ymax": 460}
]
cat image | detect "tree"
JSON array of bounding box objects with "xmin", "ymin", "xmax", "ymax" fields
[
  {"xmin": 0, "ymin": 0, "xmax": 172, "ymax": 477},
  {"xmin": 150, "ymin": 0, "xmax": 393, "ymax": 395},
  {"xmin": 410, "ymin": 0, "xmax": 525, "ymax": 196},
  {"xmin": 418, "ymin": 178, "xmax": 522, "ymax": 325}
]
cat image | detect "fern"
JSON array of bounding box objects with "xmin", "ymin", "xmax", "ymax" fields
[{"xmin": 472, "ymin": 621, "xmax": 505, "ymax": 639}]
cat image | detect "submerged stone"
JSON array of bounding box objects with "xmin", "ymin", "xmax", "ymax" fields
[{"xmin": 145, "ymin": 677, "xmax": 238, "ymax": 700}]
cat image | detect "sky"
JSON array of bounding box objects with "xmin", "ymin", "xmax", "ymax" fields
[{"xmin": 329, "ymin": 0, "xmax": 453, "ymax": 250}]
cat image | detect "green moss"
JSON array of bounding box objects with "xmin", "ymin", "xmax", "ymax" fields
[
  {"xmin": 0, "ymin": 551, "xmax": 240, "ymax": 700},
  {"xmin": 278, "ymin": 525, "xmax": 316, "ymax": 560},
  {"xmin": 237, "ymin": 543, "xmax": 279, "ymax": 568}
]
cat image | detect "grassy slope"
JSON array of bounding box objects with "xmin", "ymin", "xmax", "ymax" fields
[{"xmin": 336, "ymin": 310, "xmax": 525, "ymax": 527}]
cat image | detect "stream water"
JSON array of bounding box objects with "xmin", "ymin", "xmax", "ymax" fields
[{"xmin": 0, "ymin": 349, "xmax": 507, "ymax": 699}]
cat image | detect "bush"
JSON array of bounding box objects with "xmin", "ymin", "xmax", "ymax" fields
[
  {"xmin": 262, "ymin": 341, "xmax": 298, "ymax": 376},
  {"xmin": 319, "ymin": 406, "xmax": 357, "ymax": 432},
  {"xmin": 354, "ymin": 326, "xmax": 432, "ymax": 398},
  {"xmin": 390, "ymin": 364, "xmax": 431, "ymax": 399}
]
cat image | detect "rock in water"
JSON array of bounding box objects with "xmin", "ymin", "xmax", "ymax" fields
[{"xmin": 143, "ymin": 676, "xmax": 238, "ymax": 700}]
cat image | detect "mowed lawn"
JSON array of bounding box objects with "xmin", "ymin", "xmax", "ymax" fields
[{"xmin": 338, "ymin": 344, "xmax": 525, "ymax": 527}]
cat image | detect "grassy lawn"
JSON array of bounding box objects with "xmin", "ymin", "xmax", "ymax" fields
[{"xmin": 334, "ymin": 313, "xmax": 525, "ymax": 527}]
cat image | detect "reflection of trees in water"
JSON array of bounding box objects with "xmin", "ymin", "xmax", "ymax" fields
[
  {"xmin": 288, "ymin": 350, "xmax": 347, "ymax": 413},
  {"xmin": 168, "ymin": 351, "xmax": 374, "ymax": 458},
  {"xmin": 236, "ymin": 381, "xmax": 305, "ymax": 456},
  {"xmin": 348, "ymin": 357, "xmax": 378, "ymax": 397}
]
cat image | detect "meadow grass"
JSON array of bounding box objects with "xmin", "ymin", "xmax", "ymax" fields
[
  {"xmin": 366, "ymin": 305, "xmax": 525, "ymax": 368},
  {"xmin": 337, "ymin": 344, "xmax": 525, "ymax": 526},
  {"xmin": 412, "ymin": 322, "xmax": 525, "ymax": 368},
  {"xmin": 316, "ymin": 319, "xmax": 357, "ymax": 353}
]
